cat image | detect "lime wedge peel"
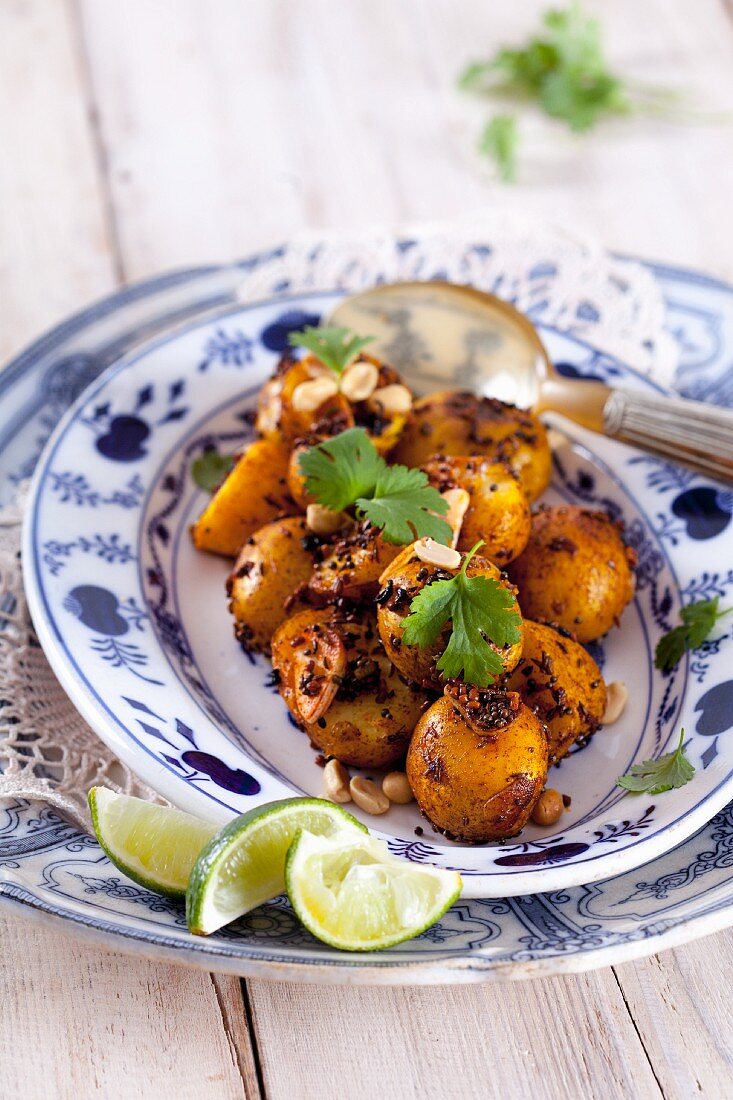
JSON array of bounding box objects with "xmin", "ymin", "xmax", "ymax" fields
[
  {"xmin": 286, "ymin": 830, "xmax": 462, "ymax": 952},
  {"xmin": 88, "ymin": 787, "xmax": 218, "ymax": 899},
  {"xmin": 186, "ymin": 797, "xmax": 367, "ymax": 936}
]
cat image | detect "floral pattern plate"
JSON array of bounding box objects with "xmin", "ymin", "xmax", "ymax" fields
[{"xmin": 2, "ymin": 243, "xmax": 733, "ymax": 981}]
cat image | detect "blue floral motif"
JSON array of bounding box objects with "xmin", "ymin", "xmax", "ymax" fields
[
  {"xmin": 64, "ymin": 587, "xmax": 160, "ymax": 684},
  {"xmin": 80, "ymin": 381, "xmax": 188, "ymax": 462},
  {"xmin": 260, "ymin": 309, "xmax": 321, "ymax": 352},
  {"xmin": 48, "ymin": 471, "xmax": 145, "ymax": 509},
  {"xmin": 199, "ymin": 327, "xmax": 254, "ymax": 371},
  {"xmin": 42, "ymin": 534, "xmax": 137, "ymax": 576}
]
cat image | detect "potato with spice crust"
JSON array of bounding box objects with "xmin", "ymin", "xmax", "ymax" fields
[
  {"xmin": 191, "ymin": 437, "xmax": 298, "ymax": 558},
  {"xmin": 421, "ymin": 455, "xmax": 531, "ymax": 564},
  {"xmin": 508, "ymin": 505, "xmax": 636, "ymax": 642},
  {"xmin": 228, "ymin": 516, "xmax": 316, "ymax": 655},
  {"xmin": 392, "ymin": 390, "xmax": 552, "ymax": 502},
  {"xmin": 376, "ymin": 549, "xmax": 524, "ymax": 685},
  {"xmin": 407, "ymin": 688, "xmax": 549, "ymax": 842},
  {"xmin": 309, "ymin": 522, "xmax": 403, "ymax": 603},
  {"xmin": 504, "ymin": 620, "xmax": 606, "ymax": 765},
  {"xmin": 271, "ymin": 607, "xmax": 425, "ymax": 769}
]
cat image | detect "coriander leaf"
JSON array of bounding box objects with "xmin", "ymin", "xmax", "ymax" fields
[
  {"xmin": 402, "ymin": 542, "xmax": 522, "ymax": 688},
  {"xmin": 288, "ymin": 325, "xmax": 375, "ymax": 376},
  {"xmin": 654, "ymin": 597, "xmax": 732, "ymax": 671},
  {"xmin": 402, "ymin": 579, "xmax": 456, "ymax": 649},
  {"xmin": 653, "ymin": 626, "xmax": 688, "ymax": 673},
  {"xmin": 298, "ymin": 429, "xmax": 452, "ymax": 545},
  {"xmin": 358, "ymin": 464, "xmax": 451, "ymax": 546},
  {"xmin": 680, "ymin": 597, "xmax": 723, "ymax": 646},
  {"xmin": 298, "ymin": 428, "xmax": 382, "ymax": 512},
  {"xmin": 617, "ymin": 729, "xmax": 695, "ymax": 795},
  {"xmin": 479, "ymin": 115, "xmax": 518, "ymax": 182},
  {"xmin": 191, "ymin": 450, "xmax": 235, "ymax": 492}
]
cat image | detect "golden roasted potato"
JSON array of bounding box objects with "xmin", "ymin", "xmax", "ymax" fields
[
  {"xmin": 256, "ymin": 353, "xmax": 410, "ymax": 452},
  {"xmin": 309, "ymin": 523, "xmax": 402, "ymax": 602},
  {"xmin": 271, "ymin": 607, "xmax": 424, "ymax": 769},
  {"xmin": 256, "ymin": 355, "xmax": 355, "ymax": 443},
  {"xmin": 377, "ymin": 550, "xmax": 524, "ymax": 684},
  {"xmin": 508, "ymin": 506, "xmax": 636, "ymax": 642},
  {"xmin": 392, "ymin": 390, "xmax": 552, "ymax": 502},
  {"xmin": 422, "ymin": 455, "xmax": 531, "ymax": 563},
  {"xmin": 504, "ymin": 620, "xmax": 606, "ymax": 764},
  {"xmin": 191, "ymin": 437, "xmax": 297, "ymax": 558},
  {"xmin": 407, "ymin": 690, "xmax": 549, "ymax": 842},
  {"xmin": 228, "ymin": 516, "xmax": 316, "ymax": 654}
]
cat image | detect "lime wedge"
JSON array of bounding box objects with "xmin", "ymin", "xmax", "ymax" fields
[
  {"xmin": 285, "ymin": 831, "xmax": 462, "ymax": 951},
  {"xmin": 186, "ymin": 797, "xmax": 367, "ymax": 935},
  {"xmin": 88, "ymin": 787, "xmax": 218, "ymax": 898}
]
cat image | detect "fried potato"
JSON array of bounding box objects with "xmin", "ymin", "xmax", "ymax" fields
[
  {"xmin": 377, "ymin": 550, "xmax": 524, "ymax": 684},
  {"xmin": 422, "ymin": 455, "xmax": 531, "ymax": 563},
  {"xmin": 407, "ymin": 691, "xmax": 548, "ymax": 842},
  {"xmin": 228, "ymin": 516, "xmax": 315, "ymax": 654},
  {"xmin": 191, "ymin": 437, "xmax": 297, "ymax": 557},
  {"xmin": 271, "ymin": 607, "xmax": 424, "ymax": 769},
  {"xmin": 508, "ymin": 506, "xmax": 636, "ymax": 642},
  {"xmin": 504, "ymin": 620, "xmax": 606, "ymax": 764},
  {"xmin": 392, "ymin": 390, "xmax": 552, "ymax": 502},
  {"xmin": 309, "ymin": 524, "xmax": 402, "ymax": 602}
]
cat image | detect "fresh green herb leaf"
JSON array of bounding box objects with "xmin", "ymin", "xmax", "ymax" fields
[
  {"xmin": 617, "ymin": 729, "xmax": 695, "ymax": 794},
  {"xmin": 402, "ymin": 542, "xmax": 523, "ymax": 687},
  {"xmin": 288, "ymin": 325, "xmax": 375, "ymax": 376},
  {"xmin": 479, "ymin": 115, "xmax": 518, "ymax": 182},
  {"xmin": 298, "ymin": 428, "xmax": 383, "ymax": 512},
  {"xmin": 298, "ymin": 429, "xmax": 452, "ymax": 545},
  {"xmin": 654, "ymin": 597, "xmax": 732, "ymax": 671},
  {"xmin": 458, "ymin": 2, "xmax": 673, "ymax": 175},
  {"xmin": 191, "ymin": 450, "xmax": 235, "ymax": 493}
]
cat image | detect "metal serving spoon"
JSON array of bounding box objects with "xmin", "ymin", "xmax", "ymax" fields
[{"xmin": 328, "ymin": 281, "xmax": 733, "ymax": 484}]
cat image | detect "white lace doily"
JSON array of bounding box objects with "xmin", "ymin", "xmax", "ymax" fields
[{"xmin": 0, "ymin": 218, "xmax": 678, "ymax": 829}]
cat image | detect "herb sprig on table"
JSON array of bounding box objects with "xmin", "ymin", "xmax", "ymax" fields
[
  {"xmin": 458, "ymin": 2, "xmax": 677, "ymax": 182},
  {"xmin": 616, "ymin": 729, "xmax": 695, "ymax": 794},
  {"xmin": 402, "ymin": 541, "xmax": 523, "ymax": 687},
  {"xmin": 288, "ymin": 325, "xmax": 375, "ymax": 376},
  {"xmin": 298, "ymin": 428, "xmax": 452, "ymax": 545},
  {"xmin": 654, "ymin": 597, "xmax": 733, "ymax": 672}
]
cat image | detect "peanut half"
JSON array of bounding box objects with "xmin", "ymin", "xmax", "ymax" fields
[
  {"xmin": 349, "ymin": 776, "xmax": 390, "ymax": 815},
  {"xmin": 323, "ymin": 759, "xmax": 351, "ymax": 803},
  {"xmin": 414, "ymin": 537, "xmax": 462, "ymax": 571},
  {"xmin": 601, "ymin": 681, "xmax": 628, "ymax": 726}
]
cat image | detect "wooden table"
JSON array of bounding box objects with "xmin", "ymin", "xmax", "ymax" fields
[{"xmin": 2, "ymin": 2, "xmax": 733, "ymax": 1096}]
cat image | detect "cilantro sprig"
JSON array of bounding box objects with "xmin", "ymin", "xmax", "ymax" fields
[
  {"xmin": 298, "ymin": 428, "xmax": 452, "ymax": 546},
  {"xmin": 191, "ymin": 449, "xmax": 235, "ymax": 492},
  {"xmin": 288, "ymin": 325, "xmax": 375, "ymax": 376},
  {"xmin": 654, "ymin": 597, "xmax": 732, "ymax": 672},
  {"xmin": 402, "ymin": 542, "xmax": 523, "ymax": 687},
  {"xmin": 616, "ymin": 729, "xmax": 695, "ymax": 795},
  {"xmin": 458, "ymin": 2, "xmax": 676, "ymax": 181}
]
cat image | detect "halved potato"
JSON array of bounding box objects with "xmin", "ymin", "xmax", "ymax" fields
[
  {"xmin": 271, "ymin": 607, "xmax": 424, "ymax": 769},
  {"xmin": 309, "ymin": 524, "xmax": 402, "ymax": 602}
]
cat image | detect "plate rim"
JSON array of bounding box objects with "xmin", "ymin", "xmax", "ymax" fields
[
  {"xmin": 3, "ymin": 245, "xmax": 733, "ymax": 981},
  {"xmin": 21, "ymin": 286, "xmax": 730, "ymax": 897}
]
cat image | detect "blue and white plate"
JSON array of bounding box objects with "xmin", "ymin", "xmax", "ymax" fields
[{"xmin": 3, "ymin": 243, "xmax": 733, "ymax": 981}]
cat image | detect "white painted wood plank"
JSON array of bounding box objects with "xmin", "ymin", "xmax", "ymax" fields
[
  {"xmin": 247, "ymin": 971, "xmax": 662, "ymax": 1100},
  {"xmin": 615, "ymin": 927, "xmax": 733, "ymax": 1099},
  {"xmin": 0, "ymin": 914, "xmax": 259, "ymax": 1099},
  {"xmin": 0, "ymin": 0, "xmax": 116, "ymax": 361},
  {"xmin": 78, "ymin": 0, "xmax": 733, "ymax": 280}
]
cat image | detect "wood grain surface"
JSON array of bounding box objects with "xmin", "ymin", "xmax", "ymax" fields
[{"xmin": 2, "ymin": 1, "xmax": 733, "ymax": 1097}]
